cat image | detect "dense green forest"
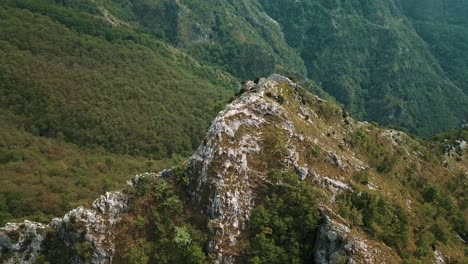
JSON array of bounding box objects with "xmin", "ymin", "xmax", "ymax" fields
[
  {"xmin": 257, "ymin": 0, "xmax": 467, "ymax": 136},
  {"xmin": 0, "ymin": 0, "xmax": 236, "ymax": 224},
  {"xmin": 87, "ymin": 0, "xmax": 468, "ymax": 136},
  {"xmin": 0, "ymin": 114, "xmax": 172, "ymax": 226},
  {"xmin": 397, "ymin": 0, "xmax": 468, "ymax": 95},
  {"xmin": 0, "ymin": 0, "xmax": 236, "ymax": 158}
]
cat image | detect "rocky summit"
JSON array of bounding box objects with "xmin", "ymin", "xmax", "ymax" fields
[{"xmin": 1, "ymin": 75, "xmax": 466, "ymax": 263}]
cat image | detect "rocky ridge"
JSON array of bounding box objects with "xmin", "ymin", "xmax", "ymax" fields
[
  {"xmin": 0, "ymin": 190, "xmax": 129, "ymax": 263},
  {"xmin": 1, "ymin": 75, "xmax": 466, "ymax": 263},
  {"xmin": 186, "ymin": 74, "xmax": 405, "ymax": 263}
]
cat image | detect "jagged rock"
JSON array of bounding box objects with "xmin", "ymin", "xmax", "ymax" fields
[
  {"xmin": 186, "ymin": 74, "xmax": 406, "ymax": 262},
  {"xmin": 456, "ymin": 140, "xmax": 467, "ymax": 151},
  {"xmin": 324, "ymin": 151, "xmax": 345, "ymax": 170},
  {"xmin": 187, "ymin": 74, "xmax": 398, "ymax": 262},
  {"xmin": 314, "ymin": 212, "xmax": 401, "ymax": 264},
  {"xmin": 0, "ymin": 186, "xmax": 132, "ymax": 263},
  {"xmin": 0, "ymin": 221, "xmax": 48, "ymax": 263},
  {"xmin": 187, "ymin": 75, "xmax": 295, "ymax": 262},
  {"xmin": 382, "ymin": 129, "xmax": 406, "ymax": 146},
  {"xmin": 295, "ymin": 166, "xmax": 309, "ymax": 180},
  {"xmin": 92, "ymin": 192, "xmax": 128, "ymax": 225}
]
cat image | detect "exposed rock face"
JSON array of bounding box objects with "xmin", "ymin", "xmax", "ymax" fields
[
  {"xmin": 314, "ymin": 209, "xmax": 401, "ymax": 264},
  {"xmin": 434, "ymin": 249, "xmax": 446, "ymax": 264},
  {"xmin": 0, "ymin": 189, "xmax": 130, "ymax": 263},
  {"xmin": 0, "ymin": 221, "xmax": 47, "ymax": 264},
  {"xmin": 52, "ymin": 191, "xmax": 128, "ymax": 263},
  {"xmin": 0, "ymin": 170, "xmax": 176, "ymax": 263},
  {"xmin": 187, "ymin": 75, "xmax": 297, "ymax": 262},
  {"xmin": 458, "ymin": 140, "xmax": 467, "ymax": 151}
]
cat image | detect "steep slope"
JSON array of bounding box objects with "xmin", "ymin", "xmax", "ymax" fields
[
  {"xmin": 0, "ymin": 0, "xmax": 236, "ymax": 224},
  {"xmin": 257, "ymin": 0, "xmax": 468, "ymax": 136},
  {"xmin": 0, "ymin": 1, "xmax": 236, "ymax": 159},
  {"xmin": 88, "ymin": 0, "xmax": 307, "ymax": 79},
  {"xmin": 92, "ymin": 0, "xmax": 468, "ymax": 136},
  {"xmin": 396, "ymin": 0, "xmax": 468, "ymax": 95},
  {"xmin": 1, "ymin": 75, "xmax": 466, "ymax": 263}
]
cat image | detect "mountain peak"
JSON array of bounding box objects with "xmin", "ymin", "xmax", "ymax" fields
[
  {"xmin": 1, "ymin": 76, "xmax": 466, "ymax": 263},
  {"xmin": 186, "ymin": 74, "xmax": 401, "ymax": 262}
]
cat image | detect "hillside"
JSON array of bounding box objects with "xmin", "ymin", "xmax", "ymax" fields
[
  {"xmin": 1, "ymin": 75, "xmax": 466, "ymax": 263},
  {"xmin": 0, "ymin": 114, "xmax": 175, "ymax": 226},
  {"xmin": 0, "ymin": 0, "xmax": 239, "ymax": 225},
  {"xmin": 97, "ymin": 0, "xmax": 468, "ymax": 136},
  {"xmin": 1, "ymin": 0, "xmax": 467, "ymax": 226},
  {"xmin": 0, "ymin": 0, "xmax": 237, "ymax": 158},
  {"xmin": 396, "ymin": 0, "xmax": 468, "ymax": 95}
]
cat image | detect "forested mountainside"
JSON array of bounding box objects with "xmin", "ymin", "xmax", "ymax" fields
[
  {"xmin": 1, "ymin": 76, "xmax": 466, "ymax": 263},
  {"xmin": 4, "ymin": 0, "xmax": 466, "ymax": 137},
  {"xmin": 87, "ymin": 0, "xmax": 468, "ymax": 136},
  {"xmin": 0, "ymin": 1, "xmax": 236, "ymax": 158},
  {"xmin": 397, "ymin": 0, "xmax": 468, "ymax": 95},
  {"xmin": 0, "ymin": 0, "xmax": 236, "ymax": 225}
]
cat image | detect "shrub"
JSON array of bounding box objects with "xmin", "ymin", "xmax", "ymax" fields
[
  {"xmin": 135, "ymin": 214, "xmax": 146, "ymax": 229},
  {"xmin": 423, "ymin": 186, "xmax": 440, "ymax": 203},
  {"xmin": 124, "ymin": 246, "xmax": 150, "ymax": 264},
  {"xmin": 245, "ymin": 172, "xmax": 321, "ymax": 262},
  {"xmin": 186, "ymin": 244, "xmax": 206, "ymax": 264},
  {"xmin": 337, "ymin": 191, "xmax": 409, "ymax": 251},
  {"xmin": 75, "ymin": 242, "xmax": 94, "ymax": 262},
  {"xmin": 430, "ymin": 217, "xmax": 451, "ymax": 243},
  {"xmin": 352, "ymin": 171, "xmax": 369, "ymax": 185},
  {"xmin": 174, "ymin": 226, "xmax": 192, "ymax": 247}
]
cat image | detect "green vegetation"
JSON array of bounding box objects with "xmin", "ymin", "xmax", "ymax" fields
[
  {"xmin": 74, "ymin": 0, "xmax": 467, "ymax": 136},
  {"xmin": 397, "ymin": 0, "xmax": 468, "ymax": 96},
  {"xmin": 337, "ymin": 128, "xmax": 467, "ymax": 263},
  {"xmin": 261, "ymin": 129, "xmax": 289, "ymax": 170},
  {"xmin": 127, "ymin": 0, "xmax": 306, "ymax": 79},
  {"xmin": 123, "ymin": 241, "xmax": 151, "ymax": 264},
  {"xmin": 352, "ymin": 171, "xmax": 369, "ymax": 185},
  {"xmin": 430, "ymin": 127, "xmax": 468, "ymax": 145},
  {"xmin": 350, "ymin": 128, "xmax": 397, "ymax": 174},
  {"xmin": 0, "ymin": 1, "xmax": 235, "ymax": 158},
  {"xmin": 1, "ymin": 0, "xmax": 467, "ymax": 224},
  {"xmin": 40, "ymin": 227, "xmax": 93, "ymax": 263},
  {"xmin": 258, "ymin": 0, "xmax": 467, "ymax": 136},
  {"xmin": 112, "ymin": 170, "xmax": 210, "ymax": 264},
  {"xmin": 0, "ymin": 115, "xmax": 173, "ymax": 226},
  {"xmin": 349, "ymin": 129, "xmax": 466, "ymax": 262},
  {"xmin": 243, "ymin": 172, "xmax": 321, "ymax": 263},
  {"xmin": 336, "ymin": 183, "xmax": 466, "ymax": 263},
  {"xmin": 0, "ymin": 1, "xmax": 467, "ymax": 262},
  {"xmin": 0, "ymin": 0, "xmax": 237, "ymax": 223},
  {"xmin": 337, "ymin": 190, "xmax": 409, "ymax": 251},
  {"xmin": 37, "ymin": 169, "xmax": 211, "ymax": 263}
]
